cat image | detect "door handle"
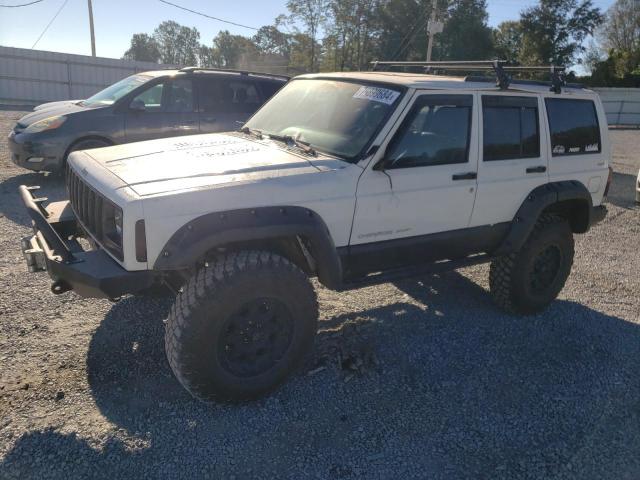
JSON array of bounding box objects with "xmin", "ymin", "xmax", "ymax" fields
[
  {"xmin": 452, "ymin": 172, "xmax": 477, "ymax": 181},
  {"xmin": 526, "ymin": 166, "xmax": 547, "ymax": 174}
]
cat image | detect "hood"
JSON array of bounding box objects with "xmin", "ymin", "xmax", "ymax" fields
[
  {"xmin": 33, "ymin": 99, "xmax": 83, "ymax": 111},
  {"xmin": 16, "ymin": 101, "xmax": 97, "ymax": 129},
  {"xmin": 79, "ymin": 133, "xmax": 349, "ymax": 197}
]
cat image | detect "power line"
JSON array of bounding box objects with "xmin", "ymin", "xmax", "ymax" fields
[
  {"xmin": 31, "ymin": 0, "xmax": 69, "ymax": 49},
  {"xmin": 157, "ymin": 0, "xmax": 259, "ymax": 31},
  {"xmin": 0, "ymin": 0, "xmax": 43, "ymax": 6}
]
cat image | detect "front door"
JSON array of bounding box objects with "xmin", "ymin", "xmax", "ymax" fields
[
  {"xmin": 348, "ymin": 92, "xmax": 480, "ymax": 276},
  {"xmin": 124, "ymin": 77, "xmax": 199, "ymax": 143}
]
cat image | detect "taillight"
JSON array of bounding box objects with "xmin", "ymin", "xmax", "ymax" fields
[{"xmin": 603, "ymin": 166, "xmax": 613, "ymax": 198}]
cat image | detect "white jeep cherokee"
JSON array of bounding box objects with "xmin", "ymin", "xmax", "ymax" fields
[{"xmin": 20, "ymin": 62, "xmax": 611, "ymax": 402}]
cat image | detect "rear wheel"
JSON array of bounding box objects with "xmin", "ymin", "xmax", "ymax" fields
[
  {"xmin": 165, "ymin": 251, "xmax": 318, "ymax": 402},
  {"xmin": 490, "ymin": 214, "xmax": 574, "ymax": 315}
]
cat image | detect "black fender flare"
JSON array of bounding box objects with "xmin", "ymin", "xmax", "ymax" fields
[
  {"xmin": 152, "ymin": 206, "xmax": 343, "ymax": 289},
  {"xmin": 494, "ymin": 180, "xmax": 593, "ymax": 256}
]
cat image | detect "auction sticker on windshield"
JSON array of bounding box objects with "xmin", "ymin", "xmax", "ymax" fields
[{"xmin": 353, "ymin": 86, "xmax": 400, "ymax": 105}]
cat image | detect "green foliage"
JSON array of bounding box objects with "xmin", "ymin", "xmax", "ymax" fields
[
  {"xmin": 437, "ymin": 0, "xmax": 493, "ymax": 60},
  {"xmin": 493, "ymin": 21, "xmax": 523, "ymax": 62},
  {"xmin": 123, "ymin": 33, "xmax": 160, "ymax": 63},
  {"xmin": 153, "ymin": 20, "xmax": 201, "ymax": 66},
  {"xmin": 518, "ymin": 0, "xmax": 603, "ymax": 66}
]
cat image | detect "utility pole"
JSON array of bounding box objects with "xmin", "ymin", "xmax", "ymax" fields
[
  {"xmin": 87, "ymin": 0, "xmax": 96, "ymax": 57},
  {"xmin": 426, "ymin": 0, "xmax": 443, "ymax": 62}
]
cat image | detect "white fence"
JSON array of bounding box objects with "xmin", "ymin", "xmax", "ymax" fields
[
  {"xmin": 594, "ymin": 88, "xmax": 640, "ymax": 127},
  {"xmin": 0, "ymin": 46, "xmax": 176, "ymax": 105}
]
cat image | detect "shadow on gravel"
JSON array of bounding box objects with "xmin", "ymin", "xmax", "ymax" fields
[
  {"xmin": 607, "ymin": 171, "xmax": 638, "ymax": 209},
  {"xmin": 2, "ymin": 272, "xmax": 640, "ymax": 479},
  {"xmin": 0, "ymin": 172, "xmax": 66, "ymax": 226}
]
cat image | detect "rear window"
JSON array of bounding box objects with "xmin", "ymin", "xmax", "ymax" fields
[{"xmin": 545, "ymin": 98, "xmax": 601, "ymax": 156}]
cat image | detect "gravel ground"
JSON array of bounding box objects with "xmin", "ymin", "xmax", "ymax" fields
[{"xmin": 0, "ymin": 108, "xmax": 639, "ymax": 480}]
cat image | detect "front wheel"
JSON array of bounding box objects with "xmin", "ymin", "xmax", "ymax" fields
[
  {"xmin": 165, "ymin": 251, "xmax": 318, "ymax": 403},
  {"xmin": 490, "ymin": 214, "xmax": 574, "ymax": 315}
]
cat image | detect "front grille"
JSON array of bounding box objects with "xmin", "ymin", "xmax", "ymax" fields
[
  {"xmin": 65, "ymin": 165, "xmax": 123, "ymax": 261},
  {"xmin": 13, "ymin": 123, "xmax": 25, "ymax": 134},
  {"xmin": 66, "ymin": 166, "xmax": 105, "ymax": 240}
]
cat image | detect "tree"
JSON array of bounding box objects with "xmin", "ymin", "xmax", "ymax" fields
[
  {"xmin": 286, "ymin": 0, "xmax": 330, "ymax": 71},
  {"xmin": 253, "ymin": 25, "xmax": 291, "ymax": 58},
  {"xmin": 212, "ymin": 30, "xmax": 259, "ymax": 68},
  {"xmin": 152, "ymin": 20, "xmax": 201, "ymax": 65},
  {"xmin": 123, "ymin": 33, "xmax": 160, "ymax": 63},
  {"xmin": 599, "ymin": 0, "xmax": 640, "ymax": 52},
  {"xmin": 597, "ymin": 0, "xmax": 640, "ymax": 76},
  {"xmin": 519, "ymin": 0, "xmax": 604, "ymax": 66},
  {"xmin": 437, "ymin": 0, "xmax": 493, "ymax": 60},
  {"xmin": 493, "ymin": 21, "xmax": 523, "ymax": 61}
]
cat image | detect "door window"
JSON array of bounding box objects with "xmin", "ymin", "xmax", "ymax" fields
[
  {"xmin": 482, "ymin": 95, "xmax": 540, "ymax": 161},
  {"xmin": 545, "ymin": 98, "xmax": 601, "ymax": 156},
  {"xmin": 131, "ymin": 83, "xmax": 164, "ymax": 112},
  {"xmin": 165, "ymin": 79, "xmax": 194, "ymax": 113},
  {"xmin": 385, "ymin": 94, "xmax": 473, "ymax": 169}
]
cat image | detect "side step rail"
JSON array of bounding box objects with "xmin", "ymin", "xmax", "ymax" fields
[{"xmin": 339, "ymin": 254, "xmax": 493, "ymax": 290}]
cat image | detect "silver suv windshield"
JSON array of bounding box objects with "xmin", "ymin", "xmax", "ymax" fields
[
  {"xmin": 244, "ymin": 79, "xmax": 403, "ymax": 160},
  {"xmin": 81, "ymin": 74, "xmax": 151, "ymax": 107}
]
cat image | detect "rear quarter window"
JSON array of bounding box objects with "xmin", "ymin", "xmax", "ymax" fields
[{"xmin": 545, "ymin": 98, "xmax": 601, "ymax": 156}]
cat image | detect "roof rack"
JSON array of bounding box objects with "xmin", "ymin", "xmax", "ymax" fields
[
  {"xmin": 369, "ymin": 60, "xmax": 567, "ymax": 93},
  {"xmin": 178, "ymin": 66, "xmax": 290, "ymax": 81}
]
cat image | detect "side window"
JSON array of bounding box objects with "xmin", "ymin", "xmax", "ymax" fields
[
  {"xmin": 385, "ymin": 95, "xmax": 472, "ymax": 169},
  {"xmin": 131, "ymin": 82, "xmax": 164, "ymax": 112},
  {"xmin": 259, "ymin": 80, "xmax": 285, "ymax": 101},
  {"xmin": 545, "ymin": 98, "xmax": 601, "ymax": 156},
  {"xmin": 198, "ymin": 79, "xmax": 261, "ymax": 114},
  {"xmin": 226, "ymin": 81, "xmax": 261, "ymax": 113},
  {"xmin": 165, "ymin": 78, "xmax": 194, "ymax": 113},
  {"xmin": 199, "ymin": 78, "xmax": 223, "ymax": 113},
  {"xmin": 482, "ymin": 95, "xmax": 540, "ymax": 161}
]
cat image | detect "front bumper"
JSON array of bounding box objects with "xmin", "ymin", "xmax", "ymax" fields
[
  {"xmin": 8, "ymin": 131, "xmax": 65, "ymax": 171},
  {"xmin": 19, "ymin": 185, "xmax": 156, "ymax": 298}
]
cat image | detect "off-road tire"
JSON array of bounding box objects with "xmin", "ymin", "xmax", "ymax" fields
[
  {"xmin": 165, "ymin": 250, "xmax": 318, "ymax": 403},
  {"xmin": 490, "ymin": 214, "xmax": 574, "ymax": 315}
]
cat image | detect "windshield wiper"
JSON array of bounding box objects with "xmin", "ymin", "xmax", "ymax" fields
[
  {"xmin": 239, "ymin": 126, "xmax": 263, "ymax": 139},
  {"xmin": 265, "ymin": 133, "xmax": 317, "ymax": 156}
]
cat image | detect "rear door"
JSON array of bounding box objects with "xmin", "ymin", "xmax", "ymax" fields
[
  {"xmin": 470, "ymin": 93, "xmax": 548, "ymax": 227},
  {"xmin": 124, "ymin": 77, "xmax": 199, "ymax": 142},
  {"xmin": 198, "ymin": 77, "xmax": 263, "ymax": 133}
]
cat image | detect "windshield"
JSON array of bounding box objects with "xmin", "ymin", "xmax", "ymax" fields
[
  {"xmin": 244, "ymin": 79, "xmax": 403, "ymax": 160},
  {"xmin": 82, "ymin": 74, "xmax": 152, "ymax": 107}
]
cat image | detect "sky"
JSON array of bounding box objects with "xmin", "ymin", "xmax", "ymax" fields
[{"xmin": 0, "ymin": 0, "xmax": 616, "ymax": 60}]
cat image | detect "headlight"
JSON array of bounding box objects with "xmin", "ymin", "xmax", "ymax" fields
[
  {"xmin": 103, "ymin": 201, "xmax": 123, "ymax": 250},
  {"xmin": 24, "ymin": 115, "xmax": 67, "ymax": 133}
]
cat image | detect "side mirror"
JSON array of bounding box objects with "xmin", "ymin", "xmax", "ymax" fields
[{"xmin": 129, "ymin": 99, "xmax": 146, "ymax": 112}]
